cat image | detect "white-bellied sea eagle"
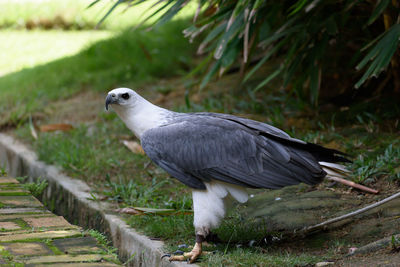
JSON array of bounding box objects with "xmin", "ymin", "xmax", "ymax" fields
[{"xmin": 105, "ymin": 87, "xmax": 351, "ymax": 263}]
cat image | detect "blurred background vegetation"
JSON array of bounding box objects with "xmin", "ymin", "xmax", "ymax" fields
[{"xmin": 93, "ymin": 0, "xmax": 400, "ymax": 108}]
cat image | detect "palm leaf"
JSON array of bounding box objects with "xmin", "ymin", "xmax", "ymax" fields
[
  {"xmin": 355, "ymin": 24, "xmax": 400, "ymax": 88},
  {"xmin": 253, "ymin": 66, "xmax": 283, "ymax": 92},
  {"xmin": 155, "ymin": 0, "xmax": 187, "ymax": 27},
  {"xmin": 96, "ymin": 0, "xmax": 126, "ymax": 27},
  {"xmin": 288, "ymin": 0, "xmax": 309, "ymax": 16},
  {"xmin": 367, "ymin": 0, "xmax": 390, "ymax": 25},
  {"xmin": 244, "ymin": 39, "xmax": 287, "ymax": 82},
  {"xmin": 214, "ymin": 11, "xmax": 245, "ymax": 59}
]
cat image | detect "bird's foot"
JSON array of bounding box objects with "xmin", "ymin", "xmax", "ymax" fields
[{"xmin": 168, "ymin": 242, "xmax": 202, "ymax": 263}]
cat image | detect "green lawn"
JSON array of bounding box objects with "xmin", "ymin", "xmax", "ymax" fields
[
  {"xmin": 0, "ymin": 20, "xmax": 194, "ymax": 127},
  {"xmin": 0, "ymin": 0, "xmax": 196, "ymax": 30},
  {"xmin": 0, "ymin": 30, "xmax": 112, "ymax": 75}
]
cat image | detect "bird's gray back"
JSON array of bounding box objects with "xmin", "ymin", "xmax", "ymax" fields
[{"xmin": 141, "ymin": 113, "xmax": 326, "ymax": 190}]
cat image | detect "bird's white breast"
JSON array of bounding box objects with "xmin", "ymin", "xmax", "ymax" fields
[{"xmin": 113, "ymin": 98, "xmax": 171, "ymax": 139}]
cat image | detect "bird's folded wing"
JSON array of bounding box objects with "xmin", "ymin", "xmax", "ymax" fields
[{"xmin": 141, "ymin": 116, "xmax": 325, "ymax": 190}]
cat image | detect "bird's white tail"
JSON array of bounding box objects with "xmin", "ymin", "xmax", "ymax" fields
[{"xmin": 319, "ymin": 161, "xmax": 350, "ymax": 179}]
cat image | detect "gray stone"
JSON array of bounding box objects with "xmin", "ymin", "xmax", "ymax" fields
[
  {"xmin": 1, "ymin": 242, "xmax": 53, "ymax": 256},
  {"xmin": 28, "ymin": 263, "xmax": 120, "ymax": 267},
  {"xmin": 53, "ymin": 237, "xmax": 102, "ymax": 254},
  {"xmin": 0, "ymin": 177, "xmax": 19, "ymax": 184},
  {"xmin": 24, "ymin": 216, "xmax": 73, "ymax": 228},
  {"xmin": 0, "ymin": 195, "xmax": 43, "ymax": 207},
  {"xmin": 0, "ymin": 221, "xmax": 21, "ymax": 230},
  {"xmin": 23, "ymin": 254, "xmax": 106, "ymax": 264},
  {"xmin": 0, "ymin": 229, "xmax": 82, "ymax": 242},
  {"xmin": 0, "ymin": 207, "xmax": 48, "ymax": 214},
  {"xmin": 238, "ymin": 185, "xmax": 350, "ymax": 232}
]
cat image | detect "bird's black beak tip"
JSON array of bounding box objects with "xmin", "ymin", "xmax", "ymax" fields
[{"xmin": 105, "ymin": 94, "xmax": 113, "ymax": 111}]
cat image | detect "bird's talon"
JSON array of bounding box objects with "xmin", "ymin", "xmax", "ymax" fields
[
  {"xmin": 168, "ymin": 242, "xmax": 202, "ymax": 263},
  {"xmin": 178, "ymin": 244, "xmax": 188, "ymax": 249},
  {"xmin": 173, "ymin": 249, "xmax": 184, "ymax": 255},
  {"xmin": 168, "ymin": 255, "xmax": 185, "ymax": 261},
  {"xmin": 161, "ymin": 254, "xmax": 170, "ymax": 259}
]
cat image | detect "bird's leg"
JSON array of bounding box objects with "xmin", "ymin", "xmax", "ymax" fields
[{"xmin": 168, "ymin": 234, "xmax": 204, "ymax": 263}]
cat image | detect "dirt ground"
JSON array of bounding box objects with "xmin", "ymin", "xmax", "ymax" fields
[{"xmin": 19, "ymin": 79, "xmax": 400, "ymax": 266}]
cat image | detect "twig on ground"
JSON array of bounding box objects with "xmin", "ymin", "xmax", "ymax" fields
[
  {"xmin": 347, "ymin": 233, "xmax": 400, "ymax": 256},
  {"xmin": 299, "ymin": 191, "xmax": 400, "ymax": 234},
  {"xmin": 327, "ymin": 176, "xmax": 379, "ymax": 194}
]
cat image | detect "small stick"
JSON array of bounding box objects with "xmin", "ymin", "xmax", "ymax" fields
[
  {"xmin": 300, "ymin": 191, "xmax": 400, "ymax": 234},
  {"xmin": 327, "ymin": 176, "xmax": 379, "ymax": 194}
]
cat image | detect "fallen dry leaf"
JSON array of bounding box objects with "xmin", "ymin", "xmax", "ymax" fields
[
  {"xmin": 122, "ymin": 140, "xmax": 145, "ymax": 155},
  {"xmin": 29, "ymin": 116, "xmax": 38, "ymax": 140},
  {"xmin": 39, "ymin": 123, "xmax": 74, "ymax": 132},
  {"xmin": 115, "ymin": 207, "xmax": 142, "ymax": 215},
  {"xmin": 116, "ymin": 207, "xmax": 193, "ymax": 216}
]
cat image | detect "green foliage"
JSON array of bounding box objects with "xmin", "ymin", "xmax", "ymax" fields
[
  {"xmin": 29, "ymin": 122, "xmax": 142, "ymax": 182},
  {"xmin": 93, "ymin": 0, "xmax": 400, "ymax": 105},
  {"xmin": 86, "ymin": 229, "xmax": 120, "ymax": 263},
  {"xmin": 355, "ymin": 24, "xmax": 400, "ymax": 88},
  {"xmin": 103, "ymin": 174, "xmax": 166, "ymax": 206},
  {"xmin": 22, "ymin": 179, "xmax": 48, "ymax": 198},
  {"xmin": 391, "ymin": 235, "xmax": 400, "ymax": 250},
  {"xmin": 351, "ymin": 143, "xmax": 400, "ymax": 183},
  {"xmin": 200, "ymin": 247, "xmax": 321, "ymax": 267},
  {"xmin": 0, "ymin": 0, "xmax": 189, "ymax": 30},
  {"xmin": 0, "ymin": 167, "xmax": 6, "ymax": 177},
  {"xmin": 103, "ymin": 173, "xmax": 192, "ymax": 209},
  {"xmin": 127, "ymin": 214, "xmax": 194, "ymax": 243},
  {"xmin": 35, "ymin": 126, "xmax": 96, "ymax": 176}
]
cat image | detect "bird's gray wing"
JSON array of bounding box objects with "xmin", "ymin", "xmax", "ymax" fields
[
  {"xmin": 192, "ymin": 112, "xmax": 302, "ymax": 142},
  {"xmin": 141, "ymin": 116, "xmax": 325, "ymax": 190},
  {"xmin": 194, "ymin": 112, "xmax": 351, "ymax": 163}
]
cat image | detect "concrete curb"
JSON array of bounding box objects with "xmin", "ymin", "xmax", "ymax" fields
[{"xmin": 0, "ymin": 133, "xmax": 193, "ymax": 267}]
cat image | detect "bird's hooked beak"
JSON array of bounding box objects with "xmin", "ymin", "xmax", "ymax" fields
[{"xmin": 105, "ymin": 93, "xmax": 118, "ymax": 111}]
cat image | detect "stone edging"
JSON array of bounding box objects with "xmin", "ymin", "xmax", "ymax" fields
[{"xmin": 0, "ymin": 133, "xmax": 193, "ymax": 267}]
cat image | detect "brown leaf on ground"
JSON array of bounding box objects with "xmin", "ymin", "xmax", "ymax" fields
[
  {"xmin": 122, "ymin": 140, "xmax": 145, "ymax": 155},
  {"xmin": 39, "ymin": 123, "xmax": 74, "ymax": 132},
  {"xmin": 115, "ymin": 207, "xmax": 143, "ymax": 215},
  {"xmin": 29, "ymin": 116, "xmax": 38, "ymax": 140},
  {"xmin": 116, "ymin": 207, "xmax": 193, "ymax": 216}
]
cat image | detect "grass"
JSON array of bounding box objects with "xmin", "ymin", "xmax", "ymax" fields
[
  {"xmin": 22, "ymin": 179, "xmax": 48, "ymax": 198},
  {"xmin": 0, "ymin": 0, "xmax": 196, "ymax": 31},
  {"xmin": 198, "ymin": 248, "xmax": 322, "ymax": 267},
  {"xmin": 0, "ymin": 30, "xmax": 112, "ymax": 75},
  {"xmin": 86, "ymin": 229, "xmax": 121, "ymax": 264},
  {"xmin": 0, "ymin": 19, "xmax": 195, "ymax": 127},
  {"xmin": 351, "ymin": 143, "xmax": 400, "ymax": 184},
  {"xmin": 102, "ymin": 174, "xmax": 192, "ymax": 209},
  {"xmin": 0, "ymin": 167, "xmax": 6, "ymax": 177}
]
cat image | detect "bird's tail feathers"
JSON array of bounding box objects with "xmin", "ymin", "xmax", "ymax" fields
[{"xmin": 319, "ymin": 161, "xmax": 350, "ymax": 179}]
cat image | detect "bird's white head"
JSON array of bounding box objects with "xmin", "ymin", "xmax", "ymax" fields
[
  {"xmin": 105, "ymin": 87, "xmax": 170, "ymax": 138},
  {"xmin": 105, "ymin": 87, "xmax": 140, "ymax": 111}
]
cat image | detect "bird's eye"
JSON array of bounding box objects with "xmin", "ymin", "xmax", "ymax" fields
[{"xmin": 121, "ymin": 93, "xmax": 130, "ymax": 100}]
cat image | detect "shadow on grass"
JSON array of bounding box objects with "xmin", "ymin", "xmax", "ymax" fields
[{"xmin": 0, "ymin": 19, "xmax": 195, "ymax": 128}]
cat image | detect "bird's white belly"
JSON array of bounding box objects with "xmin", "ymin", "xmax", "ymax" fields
[{"xmin": 192, "ymin": 181, "xmax": 248, "ymax": 236}]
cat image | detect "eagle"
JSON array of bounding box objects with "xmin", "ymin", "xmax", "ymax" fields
[{"xmin": 105, "ymin": 87, "xmax": 350, "ymax": 263}]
